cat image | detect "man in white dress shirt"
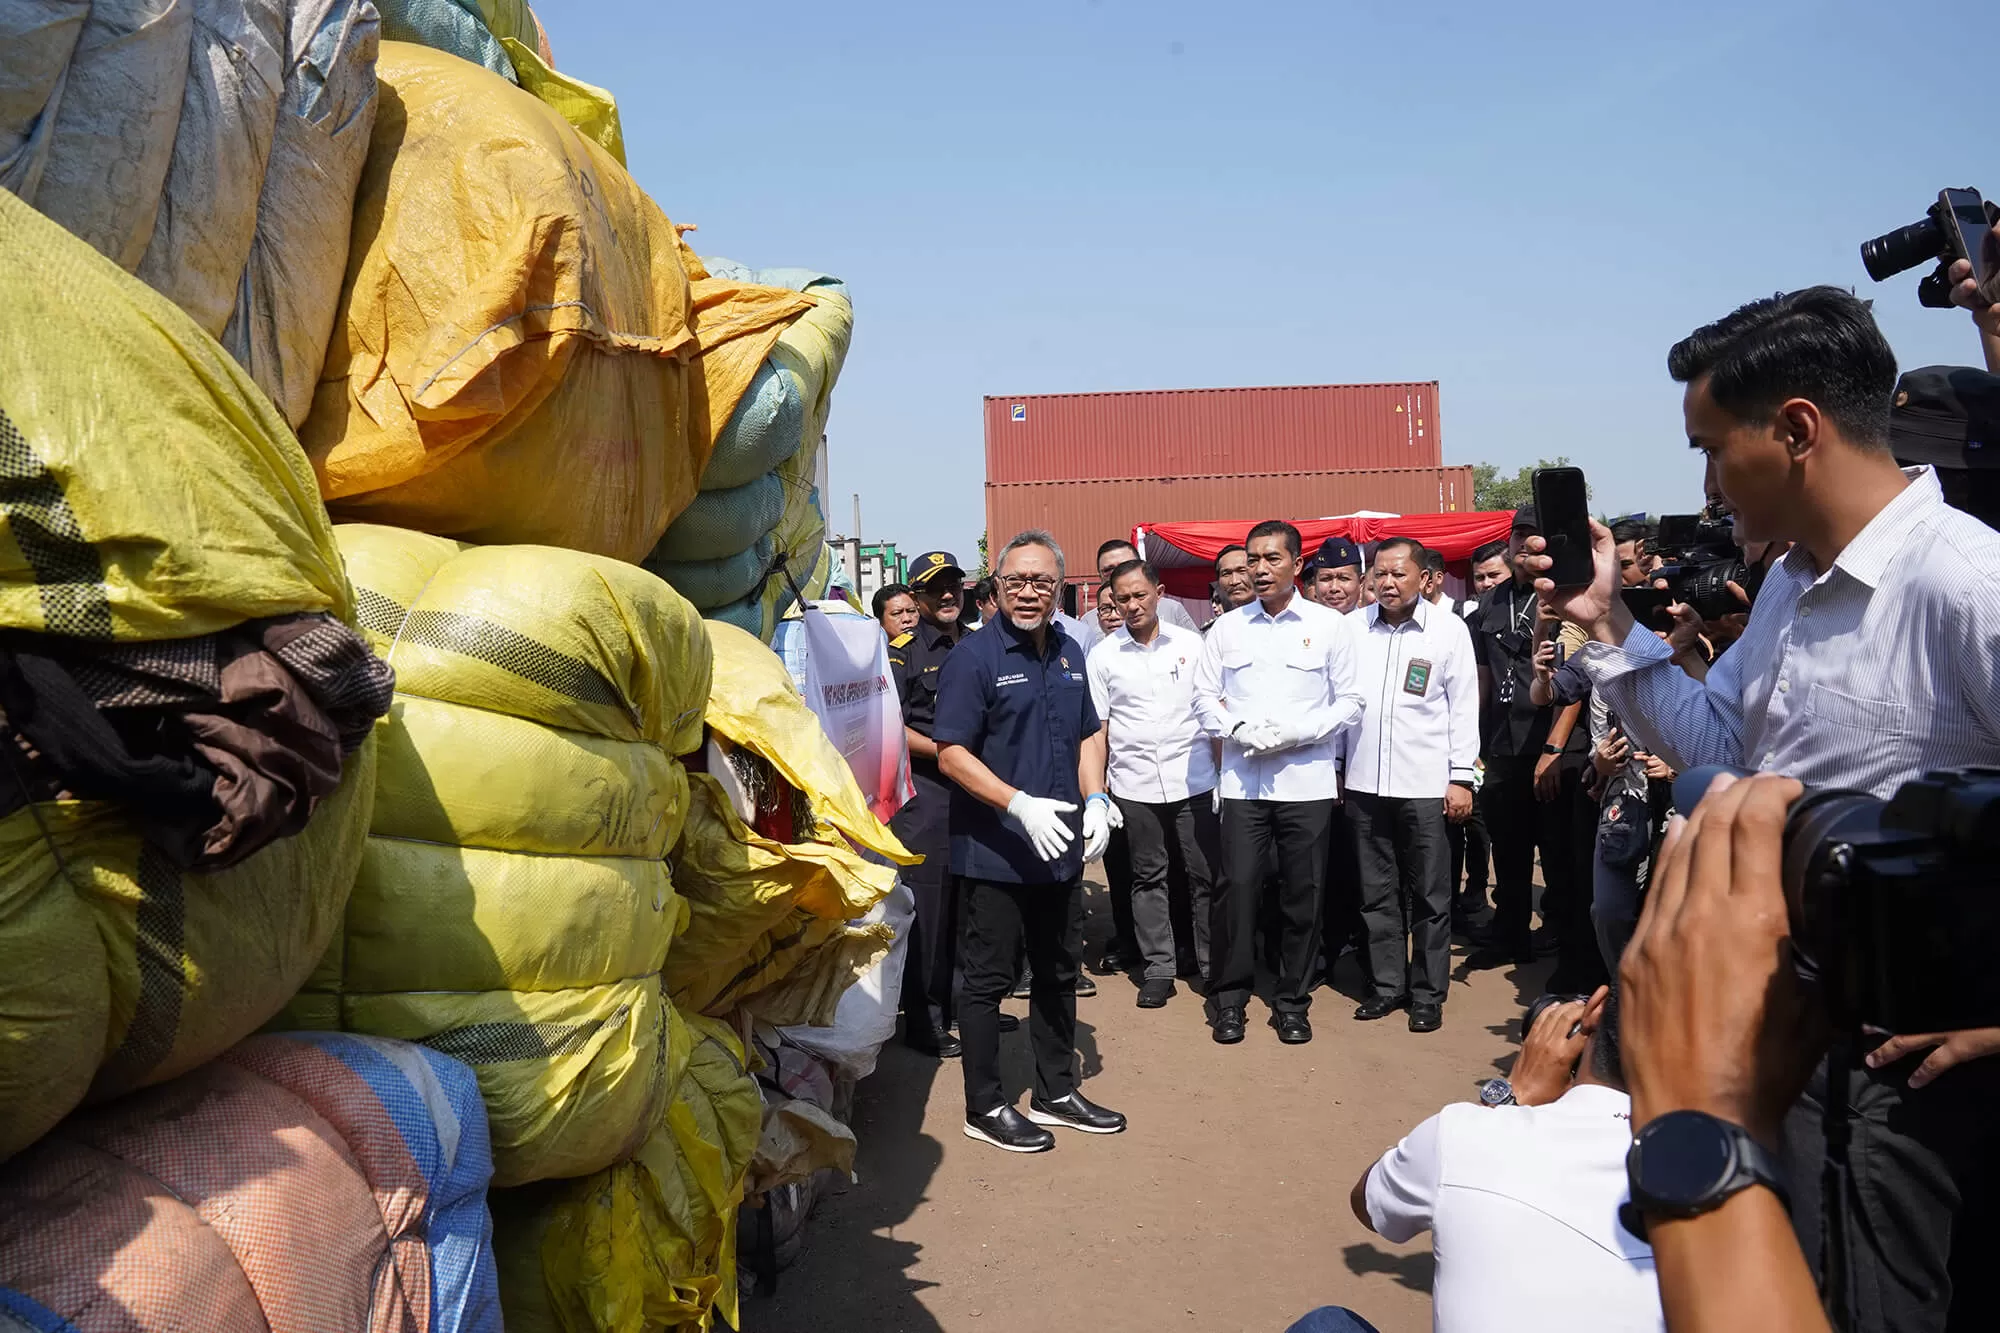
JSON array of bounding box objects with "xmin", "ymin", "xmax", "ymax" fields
[
  {"xmin": 1085, "ymin": 560, "xmax": 1219, "ymax": 1008},
  {"xmin": 1193, "ymin": 520, "xmax": 1364, "ymax": 1047},
  {"xmin": 1343, "ymin": 538, "xmax": 1479, "ymax": 1034},
  {"xmin": 1526, "ymin": 287, "xmax": 2000, "ymax": 1332}
]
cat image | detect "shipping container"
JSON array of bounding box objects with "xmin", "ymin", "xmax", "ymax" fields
[
  {"xmin": 984, "ymin": 466, "xmax": 1476, "ymax": 590},
  {"xmin": 983, "ymin": 383, "xmax": 1442, "ymax": 485}
]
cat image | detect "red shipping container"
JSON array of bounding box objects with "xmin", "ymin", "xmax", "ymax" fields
[
  {"xmin": 984, "ymin": 466, "xmax": 1475, "ymax": 587},
  {"xmin": 983, "ymin": 383, "xmax": 1442, "ymax": 485}
]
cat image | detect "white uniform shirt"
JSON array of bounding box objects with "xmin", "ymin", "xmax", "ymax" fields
[
  {"xmin": 1085, "ymin": 621, "xmax": 1216, "ymax": 803},
  {"xmin": 1344, "ymin": 599, "xmax": 1479, "ymax": 799},
  {"xmin": 1193, "ymin": 594, "xmax": 1364, "ymax": 802},
  {"xmin": 1578, "ymin": 467, "xmax": 2000, "ymax": 798},
  {"xmin": 1365, "ymin": 1084, "xmax": 1662, "ymax": 1333}
]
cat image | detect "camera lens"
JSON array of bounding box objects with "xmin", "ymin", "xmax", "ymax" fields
[
  {"xmin": 1861, "ymin": 216, "xmax": 1944, "ymax": 282},
  {"xmin": 1780, "ymin": 787, "xmax": 1879, "ymax": 984}
]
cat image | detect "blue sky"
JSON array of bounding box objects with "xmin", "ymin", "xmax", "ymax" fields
[{"xmin": 549, "ymin": 0, "xmax": 1990, "ymax": 557}]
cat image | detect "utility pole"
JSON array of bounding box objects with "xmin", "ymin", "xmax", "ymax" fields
[{"xmin": 851, "ymin": 493, "xmax": 862, "ymax": 549}]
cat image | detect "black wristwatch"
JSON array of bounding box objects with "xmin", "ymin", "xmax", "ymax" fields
[
  {"xmin": 1620, "ymin": 1110, "xmax": 1789, "ymax": 1241},
  {"xmin": 1541, "ymin": 743, "xmax": 1562, "ymax": 755}
]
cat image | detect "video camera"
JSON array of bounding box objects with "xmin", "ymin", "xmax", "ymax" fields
[
  {"xmin": 1648, "ymin": 509, "xmax": 1764, "ymax": 621},
  {"xmin": 1674, "ymin": 766, "xmax": 2000, "ymax": 1035},
  {"xmin": 1861, "ymin": 187, "xmax": 1994, "ymax": 308}
]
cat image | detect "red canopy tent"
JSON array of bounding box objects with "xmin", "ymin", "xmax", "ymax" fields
[{"xmin": 1133, "ymin": 511, "xmax": 1515, "ymax": 600}]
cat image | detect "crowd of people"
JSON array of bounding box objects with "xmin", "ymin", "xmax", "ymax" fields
[{"xmin": 866, "ymin": 263, "xmax": 2000, "ymax": 1331}]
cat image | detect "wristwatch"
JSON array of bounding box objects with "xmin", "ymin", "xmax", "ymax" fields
[
  {"xmin": 1478, "ymin": 1078, "xmax": 1515, "ymax": 1107},
  {"xmin": 1541, "ymin": 743, "xmax": 1562, "ymax": 755},
  {"xmin": 1620, "ymin": 1110, "xmax": 1789, "ymax": 1241}
]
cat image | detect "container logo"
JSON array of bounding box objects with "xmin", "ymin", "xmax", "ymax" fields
[{"xmin": 1010, "ymin": 404, "xmax": 1026, "ymax": 422}]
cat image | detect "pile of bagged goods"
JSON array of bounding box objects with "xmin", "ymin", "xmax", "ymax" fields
[{"xmin": 0, "ymin": 4, "xmax": 904, "ymax": 1328}]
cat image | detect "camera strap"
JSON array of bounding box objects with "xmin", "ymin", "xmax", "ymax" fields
[{"xmin": 1820, "ymin": 1035, "xmax": 1856, "ymax": 1331}]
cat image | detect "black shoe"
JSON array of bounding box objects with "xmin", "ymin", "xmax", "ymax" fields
[
  {"xmin": 1026, "ymin": 1090, "xmax": 1127, "ymax": 1135},
  {"xmin": 1074, "ymin": 973, "xmax": 1097, "ymax": 997},
  {"xmin": 904, "ymin": 1031, "xmax": 962, "ymax": 1059},
  {"xmin": 998, "ymin": 1013, "xmax": 1020, "ymax": 1033},
  {"xmin": 1465, "ymin": 943, "xmax": 1534, "ymax": 970},
  {"xmin": 1409, "ymin": 1002, "xmax": 1443, "ymax": 1033},
  {"xmin": 1353, "ymin": 994, "xmax": 1409, "ymax": 1021},
  {"xmin": 1011, "ymin": 970, "xmax": 1034, "ymax": 999},
  {"xmin": 1212, "ymin": 1006, "xmax": 1246, "ymax": 1044},
  {"xmin": 1275, "ymin": 1013, "xmax": 1313, "ymax": 1045},
  {"xmin": 963, "ymin": 1104, "xmax": 1055, "ymax": 1154},
  {"xmin": 1136, "ymin": 978, "xmax": 1176, "ymax": 1008},
  {"xmin": 1530, "ymin": 925, "xmax": 1560, "ymax": 957},
  {"xmin": 1093, "ymin": 946, "xmax": 1139, "ymax": 976}
]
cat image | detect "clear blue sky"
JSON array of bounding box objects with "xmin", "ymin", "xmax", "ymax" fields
[{"xmin": 550, "ymin": 0, "xmax": 1989, "ymax": 559}]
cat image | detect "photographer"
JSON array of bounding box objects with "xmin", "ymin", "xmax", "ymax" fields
[{"xmin": 1527, "ymin": 287, "xmax": 2000, "ymax": 1331}]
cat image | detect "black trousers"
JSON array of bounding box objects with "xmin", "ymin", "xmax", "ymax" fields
[
  {"xmin": 1479, "ymin": 753, "xmax": 1583, "ymax": 953},
  {"xmin": 1446, "ymin": 802, "xmax": 1490, "ymax": 905},
  {"xmin": 1783, "ymin": 1041, "xmax": 2000, "ymax": 1333},
  {"xmin": 1321, "ymin": 798, "xmax": 1364, "ymax": 965},
  {"xmin": 1546, "ymin": 760, "xmax": 1608, "ymax": 989},
  {"xmin": 1347, "ymin": 792, "xmax": 1452, "ymax": 1006},
  {"xmin": 1115, "ymin": 793, "xmax": 1219, "ymax": 981},
  {"xmin": 889, "ymin": 769, "xmax": 958, "ymax": 1041},
  {"xmin": 1104, "ymin": 823, "xmax": 1135, "ymax": 957},
  {"xmin": 959, "ymin": 877, "xmax": 1083, "ymax": 1114},
  {"xmin": 1214, "ymin": 797, "xmax": 1335, "ymax": 1016}
]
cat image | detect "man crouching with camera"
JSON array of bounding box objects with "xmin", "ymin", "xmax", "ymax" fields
[{"xmin": 1524, "ymin": 286, "xmax": 2000, "ymax": 1331}]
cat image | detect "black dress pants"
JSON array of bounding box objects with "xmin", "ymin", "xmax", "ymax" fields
[
  {"xmin": 889, "ymin": 769, "xmax": 958, "ymax": 1041},
  {"xmin": 1545, "ymin": 760, "xmax": 1609, "ymax": 990},
  {"xmin": 1783, "ymin": 1041, "xmax": 2000, "ymax": 1333},
  {"xmin": 959, "ymin": 876, "xmax": 1083, "ymax": 1114},
  {"xmin": 1321, "ymin": 799, "xmax": 1364, "ymax": 966},
  {"xmin": 1115, "ymin": 793, "xmax": 1219, "ymax": 981},
  {"xmin": 1480, "ymin": 753, "xmax": 1587, "ymax": 955},
  {"xmin": 1213, "ymin": 797, "xmax": 1335, "ymax": 1016},
  {"xmin": 1447, "ymin": 802, "xmax": 1490, "ymax": 907},
  {"xmin": 1346, "ymin": 792, "xmax": 1451, "ymax": 1006}
]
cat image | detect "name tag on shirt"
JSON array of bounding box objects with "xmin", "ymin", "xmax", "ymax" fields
[{"xmin": 1403, "ymin": 659, "xmax": 1432, "ymax": 696}]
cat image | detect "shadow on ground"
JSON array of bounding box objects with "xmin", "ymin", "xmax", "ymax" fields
[{"xmin": 1343, "ymin": 1241, "xmax": 1436, "ymax": 1293}]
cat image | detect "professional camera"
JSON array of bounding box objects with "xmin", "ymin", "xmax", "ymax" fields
[
  {"xmin": 1675, "ymin": 766, "xmax": 2000, "ymax": 1035},
  {"xmin": 1860, "ymin": 187, "xmax": 1994, "ymax": 308},
  {"xmin": 1649, "ymin": 510, "xmax": 1763, "ymax": 620}
]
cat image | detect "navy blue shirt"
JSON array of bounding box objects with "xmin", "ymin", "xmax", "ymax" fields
[{"xmin": 932, "ymin": 614, "xmax": 1101, "ymax": 885}]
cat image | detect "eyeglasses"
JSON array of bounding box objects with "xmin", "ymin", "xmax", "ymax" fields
[{"xmin": 999, "ymin": 575, "xmax": 1059, "ymax": 594}]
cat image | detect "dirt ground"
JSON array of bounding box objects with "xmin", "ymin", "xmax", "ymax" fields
[{"xmin": 751, "ymin": 871, "xmax": 1557, "ymax": 1333}]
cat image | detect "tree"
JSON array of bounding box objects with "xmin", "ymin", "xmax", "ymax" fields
[
  {"xmin": 975, "ymin": 529, "xmax": 990, "ymax": 577},
  {"xmin": 1472, "ymin": 457, "xmax": 1580, "ymax": 512}
]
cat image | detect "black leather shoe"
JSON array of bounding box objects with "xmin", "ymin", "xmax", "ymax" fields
[
  {"xmin": 1275, "ymin": 1013, "xmax": 1313, "ymax": 1045},
  {"xmin": 1212, "ymin": 1006, "xmax": 1246, "ymax": 1045},
  {"xmin": 1353, "ymin": 994, "xmax": 1409, "ymax": 1021},
  {"xmin": 1026, "ymin": 1090, "xmax": 1127, "ymax": 1135},
  {"xmin": 998, "ymin": 1014, "xmax": 1020, "ymax": 1033},
  {"xmin": 1093, "ymin": 946, "xmax": 1139, "ymax": 976},
  {"xmin": 1010, "ymin": 970, "xmax": 1033, "ymax": 999},
  {"xmin": 1073, "ymin": 973, "xmax": 1097, "ymax": 997},
  {"xmin": 1465, "ymin": 943, "xmax": 1534, "ymax": 970},
  {"xmin": 904, "ymin": 1031, "xmax": 962, "ymax": 1059},
  {"xmin": 963, "ymin": 1104, "xmax": 1055, "ymax": 1154},
  {"xmin": 1409, "ymin": 1002, "xmax": 1443, "ymax": 1033},
  {"xmin": 1136, "ymin": 978, "xmax": 1176, "ymax": 1008}
]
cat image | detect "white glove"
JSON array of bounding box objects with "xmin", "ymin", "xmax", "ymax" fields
[
  {"xmin": 1007, "ymin": 791, "xmax": 1077, "ymax": 862},
  {"xmin": 1262, "ymin": 716, "xmax": 1318, "ymax": 753},
  {"xmin": 1104, "ymin": 797, "xmax": 1124, "ymax": 830},
  {"xmin": 1233, "ymin": 719, "xmax": 1282, "ymax": 755},
  {"xmin": 1082, "ymin": 796, "xmax": 1112, "ymax": 862}
]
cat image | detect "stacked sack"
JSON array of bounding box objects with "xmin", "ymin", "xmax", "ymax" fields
[
  {"xmin": 282, "ymin": 523, "xmax": 710, "ymax": 1187},
  {"xmin": 301, "ymin": 44, "xmax": 817, "ymax": 571},
  {"xmin": 0, "ymin": 1031, "xmax": 502, "ymax": 1333},
  {"xmin": 0, "ymin": 0, "xmax": 381, "ymax": 425},
  {"xmin": 645, "ymin": 259, "xmax": 853, "ymax": 641},
  {"xmin": 0, "ymin": 191, "xmax": 385, "ymax": 1163}
]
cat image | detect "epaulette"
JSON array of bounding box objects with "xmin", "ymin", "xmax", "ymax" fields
[{"xmin": 890, "ymin": 632, "xmax": 915, "ymax": 648}]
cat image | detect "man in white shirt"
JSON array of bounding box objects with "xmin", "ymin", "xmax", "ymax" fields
[
  {"xmin": 1343, "ymin": 539, "xmax": 1479, "ymax": 1034},
  {"xmin": 1086, "ymin": 559, "xmax": 1219, "ymax": 1008},
  {"xmin": 1193, "ymin": 520, "xmax": 1364, "ymax": 1047},
  {"xmin": 1333, "ymin": 985, "xmax": 1662, "ymax": 1333},
  {"xmin": 1073, "ymin": 538, "xmax": 1200, "ymax": 652},
  {"xmin": 1527, "ymin": 287, "xmax": 2000, "ymax": 1332}
]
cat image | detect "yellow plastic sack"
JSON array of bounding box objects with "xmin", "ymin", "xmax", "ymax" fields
[
  {"xmin": 0, "ymin": 188, "xmax": 349, "ymax": 641},
  {"xmin": 302, "ymin": 44, "xmax": 698, "ymax": 563},
  {"xmin": 282, "ymin": 524, "xmax": 712, "ymax": 1185},
  {"xmin": 664, "ymin": 773, "xmax": 893, "ymax": 1022},
  {"xmin": 0, "ymin": 738, "xmax": 377, "ymax": 1164},
  {"xmin": 500, "ymin": 37, "xmax": 626, "ymax": 166},
  {"xmin": 702, "ymin": 621, "xmax": 916, "ymax": 864},
  {"xmin": 493, "ymin": 1007, "xmax": 762, "ymax": 1333}
]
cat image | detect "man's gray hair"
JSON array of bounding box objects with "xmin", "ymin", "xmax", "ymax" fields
[{"xmin": 996, "ymin": 528, "xmax": 1066, "ymax": 582}]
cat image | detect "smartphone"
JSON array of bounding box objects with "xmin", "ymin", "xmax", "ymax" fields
[
  {"xmin": 1621, "ymin": 587, "xmax": 1674, "ymax": 630},
  {"xmin": 1942, "ymin": 188, "xmax": 1995, "ymax": 292},
  {"xmin": 1532, "ymin": 466, "xmax": 1595, "ymax": 590}
]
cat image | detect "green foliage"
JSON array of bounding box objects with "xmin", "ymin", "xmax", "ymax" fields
[{"xmin": 975, "ymin": 529, "xmax": 990, "ymax": 577}]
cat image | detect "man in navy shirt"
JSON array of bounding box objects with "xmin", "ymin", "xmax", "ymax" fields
[{"xmin": 935, "ymin": 529, "xmax": 1128, "ymax": 1154}]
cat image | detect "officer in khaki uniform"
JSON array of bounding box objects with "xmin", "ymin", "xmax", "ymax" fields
[{"xmin": 888, "ymin": 551, "xmax": 970, "ymax": 1056}]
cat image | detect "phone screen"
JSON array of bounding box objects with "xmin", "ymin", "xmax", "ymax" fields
[
  {"xmin": 1944, "ymin": 189, "xmax": 1994, "ymax": 287},
  {"xmin": 1532, "ymin": 466, "xmax": 1595, "ymax": 589}
]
